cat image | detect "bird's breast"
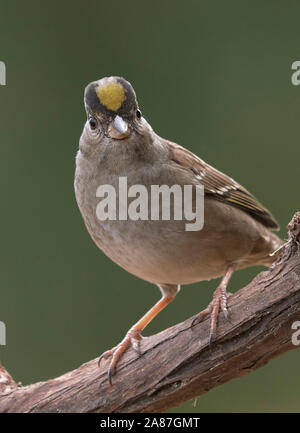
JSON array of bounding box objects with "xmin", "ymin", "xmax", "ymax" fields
[{"xmin": 74, "ymin": 156, "xmax": 275, "ymax": 285}]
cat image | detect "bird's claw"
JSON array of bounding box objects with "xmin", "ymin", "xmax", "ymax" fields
[
  {"xmin": 98, "ymin": 328, "xmax": 143, "ymax": 385},
  {"xmin": 192, "ymin": 285, "xmax": 230, "ymax": 345}
]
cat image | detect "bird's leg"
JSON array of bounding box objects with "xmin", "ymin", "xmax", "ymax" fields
[
  {"xmin": 98, "ymin": 284, "xmax": 179, "ymax": 384},
  {"xmin": 192, "ymin": 264, "xmax": 235, "ymax": 344}
]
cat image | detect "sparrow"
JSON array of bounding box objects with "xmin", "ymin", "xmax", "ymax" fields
[{"xmin": 74, "ymin": 76, "xmax": 283, "ymax": 384}]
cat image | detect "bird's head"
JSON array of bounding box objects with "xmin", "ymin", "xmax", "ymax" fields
[{"xmin": 84, "ymin": 76, "xmax": 143, "ymax": 140}]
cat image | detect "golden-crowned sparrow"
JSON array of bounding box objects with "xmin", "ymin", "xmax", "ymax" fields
[{"xmin": 74, "ymin": 76, "xmax": 283, "ymax": 383}]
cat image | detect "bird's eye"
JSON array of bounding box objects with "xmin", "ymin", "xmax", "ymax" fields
[
  {"xmin": 89, "ymin": 117, "xmax": 97, "ymax": 129},
  {"xmin": 136, "ymin": 109, "xmax": 142, "ymax": 119}
]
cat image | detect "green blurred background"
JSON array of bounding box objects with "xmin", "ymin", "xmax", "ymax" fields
[{"xmin": 0, "ymin": 0, "xmax": 299, "ymax": 412}]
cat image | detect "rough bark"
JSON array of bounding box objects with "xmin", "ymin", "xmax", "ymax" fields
[{"xmin": 1, "ymin": 213, "xmax": 300, "ymax": 413}]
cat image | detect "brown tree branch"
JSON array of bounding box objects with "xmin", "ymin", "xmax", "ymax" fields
[{"xmin": 1, "ymin": 213, "xmax": 300, "ymax": 413}]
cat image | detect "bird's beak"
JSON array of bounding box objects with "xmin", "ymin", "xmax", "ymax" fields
[{"xmin": 108, "ymin": 115, "xmax": 130, "ymax": 139}]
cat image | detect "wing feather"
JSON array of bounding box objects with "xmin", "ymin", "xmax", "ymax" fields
[{"xmin": 168, "ymin": 142, "xmax": 279, "ymax": 230}]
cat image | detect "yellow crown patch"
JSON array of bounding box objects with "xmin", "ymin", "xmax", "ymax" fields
[{"xmin": 96, "ymin": 82, "xmax": 125, "ymax": 111}]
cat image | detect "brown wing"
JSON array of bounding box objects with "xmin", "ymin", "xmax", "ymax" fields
[{"xmin": 168, "ymin": 141, "xmax": 279, "ymax": 230}]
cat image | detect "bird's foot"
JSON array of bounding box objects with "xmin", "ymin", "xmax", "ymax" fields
[
  {"xmin": 192, "ymin": 285, "xmax": 230, "ymax": 344},
  {"xmin": 98, "ymin": 294, "xmax": 175, "ymax": 385},
  {"xmin": 98, "ymin": 327, "xmax": 143, "ymax": 385},
  {"xmin": 192, "ymin": 265, "xmax": 235, "ymax": 345}
]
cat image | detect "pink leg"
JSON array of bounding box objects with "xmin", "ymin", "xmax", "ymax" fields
[
  {"xmin": 192, "ymin": 265, "xmax": 235, "ymax": 344},
  {"xmin": 98, "ymin": 294, "xmax": 175, "ymax": 384}
]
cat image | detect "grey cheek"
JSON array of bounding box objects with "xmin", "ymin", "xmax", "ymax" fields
[
  {"xmin": 78, "ymin": 127, "xmax": 98, "ymax": 154},
  {"xmin": 85, "ymin": 124, "xmax": 103, "ymax": 141}
]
